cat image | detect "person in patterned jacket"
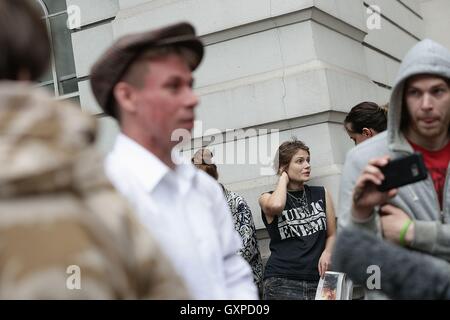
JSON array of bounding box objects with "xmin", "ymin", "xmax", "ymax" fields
[{"xmin": 192, "ymin": 148, "xmax": 264, "ymax": 294}]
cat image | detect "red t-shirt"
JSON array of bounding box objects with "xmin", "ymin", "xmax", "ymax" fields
[{"xmin": 409, "ymin": 139, "xmax": 450, "ymax": 210}]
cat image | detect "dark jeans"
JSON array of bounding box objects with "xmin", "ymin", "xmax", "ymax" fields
[{"xmin": 263, "ymin": 277, "xmax": 318, "ymax": 300}]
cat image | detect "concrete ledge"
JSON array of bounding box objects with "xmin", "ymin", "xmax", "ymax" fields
[{"xmin": 201, "ymin": 7, "xmax": 367, "ymax": 46}]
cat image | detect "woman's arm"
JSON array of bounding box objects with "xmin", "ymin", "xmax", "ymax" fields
[
  {"xmin": 318, "ymin": 188, "xmax": 337, "ymax": 277},
  {"xmin": 258, "ymin": 172, "xmax": 289, "ymax": 223}
]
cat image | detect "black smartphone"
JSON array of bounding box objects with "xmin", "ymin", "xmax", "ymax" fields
[{"xmin": 377, "ymin": 153, "xmax": 428, "ymax": 192}]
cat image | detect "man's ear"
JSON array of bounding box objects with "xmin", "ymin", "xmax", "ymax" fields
[
  {"xmin": 362, "ymin": 127, "xmax": 374, "ymax": 137},
  {"xmin": 113, "ymin": 82, "xmax": 138, "ymax": 115}
]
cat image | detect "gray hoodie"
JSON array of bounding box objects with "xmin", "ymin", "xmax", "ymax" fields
[{"xmin": 336, "ymin": 39, "xmax": 450, "ymax": 297}]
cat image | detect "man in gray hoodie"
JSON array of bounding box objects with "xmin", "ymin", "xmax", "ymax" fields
[{"xmin": 335, "ymin": 39, "xmax": 450, "ymax": 299}]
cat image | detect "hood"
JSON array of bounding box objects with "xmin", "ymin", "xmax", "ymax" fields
[
  {"xmin": 0, "ymin": 82, "xmax": 97, "ymax": 197},
  {"xmin": 388, "ymin": 39, "xmax": 450, "ymax": 152}
]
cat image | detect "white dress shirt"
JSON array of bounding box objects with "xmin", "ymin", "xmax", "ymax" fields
[{"xmin": 105, "ymin": 133, "xmax": 257, "ymax": 299}]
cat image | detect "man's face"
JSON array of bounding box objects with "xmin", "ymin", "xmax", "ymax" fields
[
  {"xmin": 404, "ymin": 75, "xmax": 450, "ymax": 141},
  {"xmin": 132, "ymin": 53, "xmax": 198, "ymax": 151}
]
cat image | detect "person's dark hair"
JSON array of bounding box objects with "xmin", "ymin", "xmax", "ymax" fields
[
  {"xmin": 0, "ymin": 0, "xmax": 50, "ymax": 81},
  {"xmin": 193, "ymin": 163, "xmax": 219, "ymax": 180},
  {"xmin": 274, "ymin": 138, "xmax": 310, "ymax": 175},
  {"xmin": 344, "ymin": 102, "xmax": 388, "ymax": 134},
  {"xmin": 191, "ymin": 148, "xmax": 219, "ymax": 180}
]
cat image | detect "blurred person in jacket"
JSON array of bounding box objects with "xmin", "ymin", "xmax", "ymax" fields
[{"xmin": 0, "ymin": 0, "xmax": 188, "ymax": 299}]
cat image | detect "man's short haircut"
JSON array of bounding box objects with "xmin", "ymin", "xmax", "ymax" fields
[
  {"xmin": 0, "ymin": 0, "xmax": 50, "ymax": 80},
  {"xmin": 344, "ymin": 101, "xmax": 388, "ymax": 134}
]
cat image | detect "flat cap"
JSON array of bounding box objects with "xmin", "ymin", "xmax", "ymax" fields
[{"xmin": 90, "ymin": 22, "xmax": 204, "ymax": 118}]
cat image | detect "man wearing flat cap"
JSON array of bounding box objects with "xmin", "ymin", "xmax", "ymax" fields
[{"xmin": 90, "ymin": 22, "xmax": 257, "ymax": 300}]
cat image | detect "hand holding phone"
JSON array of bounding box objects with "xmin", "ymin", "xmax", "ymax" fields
[
  {"xmin": 351, "ymin": 154, "xmax": 427, "ymax": 221},
  {"xmin": 377, "ymin": 153, "xmax": 428, "ymax": 192}
]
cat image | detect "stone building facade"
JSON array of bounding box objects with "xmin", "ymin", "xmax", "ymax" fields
[{"xmin": 63, "ymin": 0, "xmax": 450, "ymax": 259}]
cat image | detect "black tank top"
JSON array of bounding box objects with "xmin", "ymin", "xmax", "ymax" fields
[{"xmin": 261, "ymin": 185, "xmax": 327, "ymax": 281}]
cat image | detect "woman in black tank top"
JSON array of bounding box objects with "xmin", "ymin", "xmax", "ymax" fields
[{"xmin": 259, "ymin": 138, "xmax": 337, "ymax": 300}]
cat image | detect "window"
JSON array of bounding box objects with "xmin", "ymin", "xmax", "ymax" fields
[{"xmin": 35, "ymin": 0, "xmax": 79, "ymax": 104}]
